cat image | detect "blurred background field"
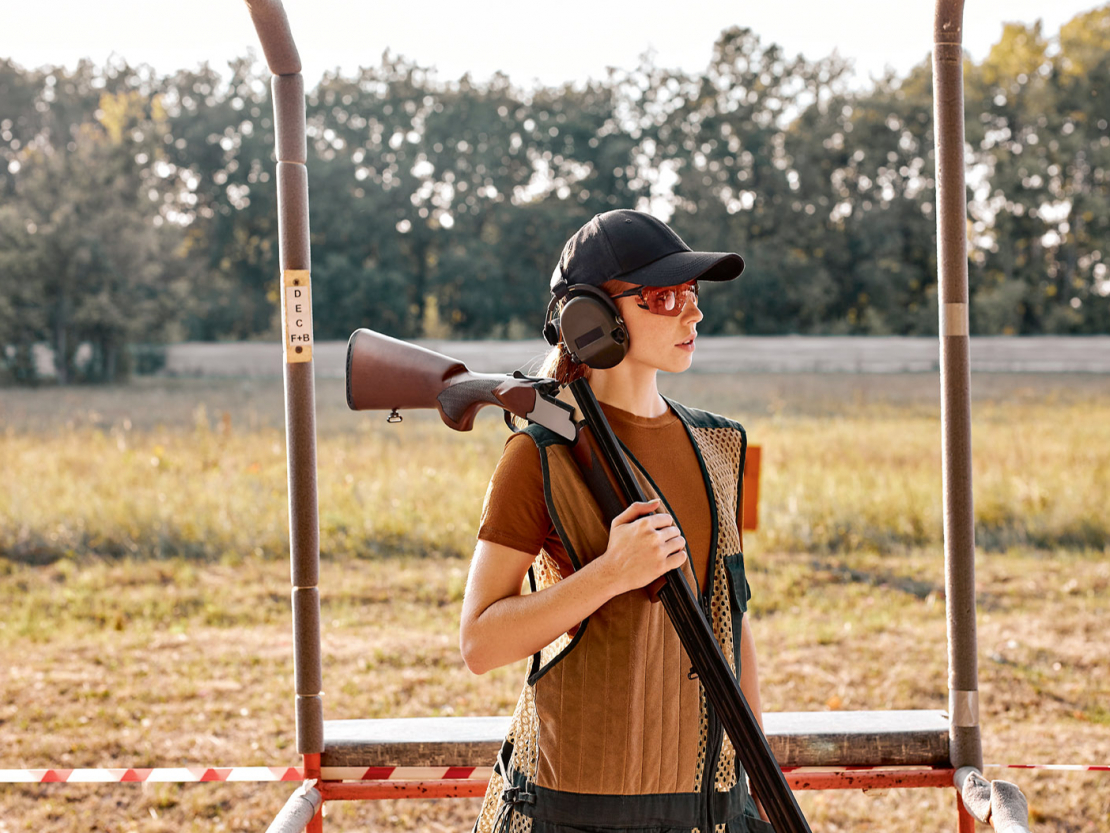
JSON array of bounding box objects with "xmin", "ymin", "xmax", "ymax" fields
[{"xmin": 1, "ymin": 371, "xmax": 1108, "ymax": 831}]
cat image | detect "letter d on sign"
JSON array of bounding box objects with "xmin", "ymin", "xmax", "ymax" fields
[{"xmin": 281, "ymin": 269, "xmax": 314, "ymax": 363}]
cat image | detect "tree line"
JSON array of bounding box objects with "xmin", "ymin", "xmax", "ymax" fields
[{"xmin": 1, "ymin": 9, "xmax": 1108, "ymax": 383}]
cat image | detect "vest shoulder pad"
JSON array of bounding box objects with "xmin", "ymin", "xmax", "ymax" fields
[{"xmin": 517, "ymin": 422, "xmax": 572, "ymax": 451}]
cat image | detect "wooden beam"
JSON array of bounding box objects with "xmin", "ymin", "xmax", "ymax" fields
[{"xmin": 322, "ymin": 710, "xmax": 949, "ymax": 769}]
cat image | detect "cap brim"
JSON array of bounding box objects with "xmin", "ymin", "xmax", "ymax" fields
[{"xmin": 618, "ymin": 250, "xmax": 744, "ymax": 287}]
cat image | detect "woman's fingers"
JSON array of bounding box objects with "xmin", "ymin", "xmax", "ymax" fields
[
  {"xmin": 612, "ymin": 498, "xmax": 661, "ymax": 527},
  {"xmin": 658, "ymin": 523, "xmax": 684, "ymax": 542},
  {"xmin": 612, "ymin": 501, "xmax": 680, "ymax": 537},
  {"xmin": 623, "ymin": 506, "xmax": 685, "ymax": 552},
  {"xmin": 601, "ymin": 498, "xmax": 689, "ymax": 593},
  {"xmin": 664, "ymin": 533, "xmax": 686, "ymax": 554},
  {"xmin": 646, "ymin": 512, "xmax": 677, "ymax": 530},
  {"xmin": 665, "ymin": 547, "xmax": 688, "ymax": 568}
]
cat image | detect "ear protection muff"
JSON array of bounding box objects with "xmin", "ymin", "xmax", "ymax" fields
[{"xmin": 543, "ymin": 281, "xmax": 629, "ymax": 369}]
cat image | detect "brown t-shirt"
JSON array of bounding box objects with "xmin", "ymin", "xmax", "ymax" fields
[{"xmin": 478, "ymin": 401, "xmax": 730, "ymax": 591}]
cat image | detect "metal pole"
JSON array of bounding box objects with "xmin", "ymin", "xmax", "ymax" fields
[
  {"xmin": 242, "ymin": 0, "xmax": 324, "ymax": 819},
  {"xmin": 932, "ymin": 0, "xmax": 983, "ymax": 774}
]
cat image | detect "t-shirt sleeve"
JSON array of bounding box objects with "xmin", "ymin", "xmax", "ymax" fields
[{"xmin": 477, "ymin": 432, "xmax": 552, "ymax": 555}]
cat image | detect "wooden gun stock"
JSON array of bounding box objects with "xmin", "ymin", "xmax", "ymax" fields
[
  {"xmin": 345, "ymin": 328, "xmax": 514, "ymax": 430},
  {"xmin": 345, "ymin": 329, "xmax": 578, "ymax": 441}
]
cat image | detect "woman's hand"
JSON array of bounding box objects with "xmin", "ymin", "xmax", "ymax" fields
[
  {"xmin": 460, "ymin": 499, "xmax": 688, "ymax": 674},
  {"xmin": 596, "ymin": 499, "xmax": 688, "ymax": 595}
]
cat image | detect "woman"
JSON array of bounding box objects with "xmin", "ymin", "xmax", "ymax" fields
[{"xmin": 461, "ymin": 210, "xmax": 769, "ymax": 833}]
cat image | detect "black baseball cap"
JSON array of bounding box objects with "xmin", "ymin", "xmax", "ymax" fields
[{"xmin": 551, "ymin": 209, "xmax": 744, "ymax": 292}]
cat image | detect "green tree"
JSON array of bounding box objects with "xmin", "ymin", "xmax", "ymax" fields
[
  {"xmin": 1, "ymin": 62, "xmax": 188, "ymax": 383},
  {"xmin": 965, "ymin": 11, "xmax": 1110, "ymax": 333},
  {"xmin": 3, "ymin": 8, "xmax": 1107, "ymax": 365},
  {"xmin": 636, "ymin": 28, "xmax": 852, "ymax": 333},
  {"xmin": 303, "ymin": 54, "xmax": 651, "ymax": 340},
  {"xmin": 158, "ymin": 59, "xmax": 280, "ymax": 340}
]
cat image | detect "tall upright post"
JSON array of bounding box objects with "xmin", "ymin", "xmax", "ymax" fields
[
  {"xmin": 243, "ymin": 0, "xmax": 325, "ymax": 797},
  {"xmin": 932, "ymin": 0, "xmax": 983, "ymax": 774}
]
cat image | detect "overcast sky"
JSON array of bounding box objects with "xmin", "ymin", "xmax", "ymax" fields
[{"xmin": 4, "ymin": 0, "xmax": 1106, "ymax": 87}]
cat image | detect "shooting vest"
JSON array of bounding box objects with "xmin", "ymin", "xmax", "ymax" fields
[{"xmin": 475, "ymin": 401, "xmax": 770, "ymax": 833}]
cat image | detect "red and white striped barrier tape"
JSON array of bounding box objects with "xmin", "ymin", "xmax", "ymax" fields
[
  {"xmin": 3, "ymin": 762, "xmax": 1106, "ymax": 785},
  {"xmin": 0, "ymin": 767, "xmax": 303, "ymax": 784},
  {"xmin": 0, "ymin": 766, "xmax": 494, "ymax": 784}
]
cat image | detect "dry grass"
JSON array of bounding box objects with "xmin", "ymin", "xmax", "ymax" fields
[
  {"xmin": 2, "ymin": 373, "xmax": 1108, "ymax": 564},
  {"xmin": 1, "ymin": 550, "xmax": 1107, "ymax": 831},
  {"xmin": 1, "ymin": 373, "xmax": 1108, "ymax": 831}
]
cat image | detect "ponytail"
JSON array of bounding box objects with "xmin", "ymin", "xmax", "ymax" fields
[{"xmin": 537, "ymin": 342, "xmax": 590, "ymax": 385}]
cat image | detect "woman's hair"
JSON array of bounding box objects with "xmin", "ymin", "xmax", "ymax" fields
[{"xmin": 538, "ymin": 341, "xmax": 590, "ymax": 385}]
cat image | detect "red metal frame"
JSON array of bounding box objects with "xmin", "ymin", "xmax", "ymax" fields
[
  {"xmin": 307, "ymin": 769, "xmax": 971, "ymax": 830},
  {"xmin": 306, "ymin": 770, "xmax": 974, "ymax": 830},
  {"xmin": 315, "ymin": 767, "xmax": 958, "ymax": 801},
  {"xmin": 320, "ymin": 781, "xmax": 489, "ymax": 800},
  {"xmin": 957, "ymin": 794, "xmax": 976, "ymax": 833},
  {"xmin": 785, "ymin": 768, "xmax": 956, "ymax": 791},
  {"xmin": 303, "ymin": 753, "xmax": 323, "ymax": 833}
]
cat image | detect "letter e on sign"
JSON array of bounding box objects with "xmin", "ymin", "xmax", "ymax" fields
[{"xmin": 281, "ymin": 270, "xmax": 313, "ymax": 363}]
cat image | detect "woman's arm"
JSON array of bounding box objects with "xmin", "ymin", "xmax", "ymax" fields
[
  {"xmin": 738, "ymin": 613, "xmax": 770, "ymax": 821},
  {"xmin": 459, "ymin": 499, "xmax": 687, "ymax": 675},
  {"xmin": 738, "ymin": 614, "xmax": 763, "ymax": 730}
]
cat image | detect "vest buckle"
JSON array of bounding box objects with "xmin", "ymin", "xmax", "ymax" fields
[{"xmin": 500, "ymin": 785, "xmax": 536, "ymax": 809}]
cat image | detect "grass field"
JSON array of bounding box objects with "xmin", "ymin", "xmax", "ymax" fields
[{"xmin": 1, "ymin": 372, "xmax": 1108, "ymax": 831}]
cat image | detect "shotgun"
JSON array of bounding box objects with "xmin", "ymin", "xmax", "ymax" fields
[
  {"xmin": 346, "ymin": 328, "xmax": 810, "ymax": 833},
  {"xmin": 346, "ymin": 328, "xmax": 575, "ymax": 441}
]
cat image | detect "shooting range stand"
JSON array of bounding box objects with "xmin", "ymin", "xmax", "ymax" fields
[{"xmin": 246, "ymin": 1, "xmax": 1026, "ymax": 831}]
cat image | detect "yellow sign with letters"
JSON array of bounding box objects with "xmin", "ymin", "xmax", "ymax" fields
[{"xmin": 281, "ymin": 269, "xmax": 313, "ymax": 363}]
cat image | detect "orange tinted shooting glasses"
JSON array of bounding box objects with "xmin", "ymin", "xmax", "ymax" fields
[{"xmin": 611, "ymin": 281, "xmax": 699, "ymax": 316}]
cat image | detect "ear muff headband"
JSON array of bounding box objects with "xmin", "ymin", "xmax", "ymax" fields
[
  {"xmin": 542, "ymin": 291, "xmax": 563, "ymax": 347},
  {"xmin": 543, "ymin": 282, "xmax": 628, "ymax": 370}
]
